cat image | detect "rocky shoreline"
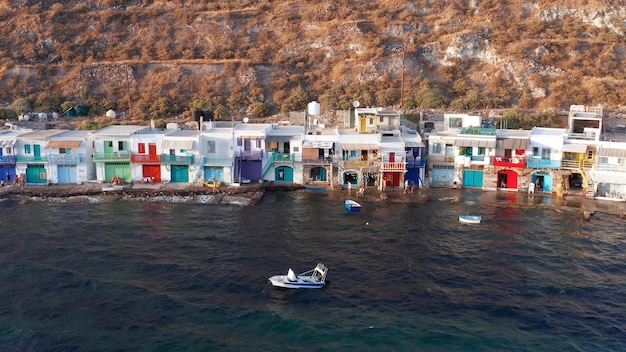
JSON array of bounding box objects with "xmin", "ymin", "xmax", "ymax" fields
[{"xmin": 0, "ymin": 182, "xmax": 305, "ymax": 206}]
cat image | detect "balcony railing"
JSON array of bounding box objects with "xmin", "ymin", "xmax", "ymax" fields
[
  {"xmin": 596, "ymin": 163, "xmax": 626, "ymax": 172},
  {"xmin": 428, "ymin": 154, "xmax": 455, "ymax": 163},
  {"xmin": 240, "ymin": 150, "xmax": 263, "ymax": 161},
  {"xmin": 48, "ymin": 154, "xmax": 85, "ymax": 164},
  {"xmin": 131, "ymin": 154, "xmax": 161, "ymax": 163},
  {"xmin": 526, "ymin": 157, "xmax": 561, "ymax": 169},
  {"xmin": 455, "ymin": 155, "xmax": 490, "ymax": 165},
  {"xmin": 380, "ymin": 162, "xmax": 406, "ymax": 171},
  {"xmin": 202, "ymin": 156, "xmax": 232, "ymax": 167},
  {"xmin": 459, "ymin": 127, "xmax": 496, "ymax": 136},
  {"xmin": 0, "ymin": 155, "xmax": 17, "ymax": 163},
  {"xmin": 93, "ymin": 151, "xmax": 131, "ymax": 162},
  {"xmin": 161, "ymin": 154, "xmax": 194, "ymax": 165},
  {"xmin": 343, "ymin": 160, "xmax": 377, "ymax": 169},
  {"xmin": 567, "ymin": 132, "xmax": 597, "ymax": 141},
  {"xmin": 376, "ymin": 124, "xmax": 400, "ymax": 131},
  {"xmin": 561, "ymin": 159, "xmax": 584, "ymax": 170},
  {"xmin": 493, "ymin": 155, "xmax": 526, "ymax": 168},
  {"xmin": 16, "ymin": 155, "xmax": 49, "ymax": 162},
  {"xmin": 302, "ymin": 156, "xmax": 334, "ymax": 165},
  {"xmin": 406, "ymin": 159, "xmax": 425, "ymax": 168},
  {"xmin": 271, "ymin": 153, "xmax": 293, "ymax": 162}
]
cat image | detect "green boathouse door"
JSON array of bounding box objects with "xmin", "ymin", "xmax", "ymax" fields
[
  {"xmin": 463, "ymin": 170, "xmax": 484, "ymax": 188},
  {"xmin": 170, "ymin": 165, "xmax": 189, "ymax": 182}
]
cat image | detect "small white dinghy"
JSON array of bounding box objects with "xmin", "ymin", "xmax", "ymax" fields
[
  {"xmin": 459, "ymin": 215, "xmax": 481, "ymax": 224},
  {"xmin": 268, "ymin": 263, "xmax": 328, "ymax": 289},
  {"xmin": 345, "ymin": 199, "xmax": 362, "ymax": 212}
]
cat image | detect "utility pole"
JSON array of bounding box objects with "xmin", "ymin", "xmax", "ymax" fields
[
  {"xmin": 126, "ymin": 67, "xmax": 133, "ymax": 118},
  {"xmin": 400, "ymin": 50, "xmax": 405, "ymax": 109}
]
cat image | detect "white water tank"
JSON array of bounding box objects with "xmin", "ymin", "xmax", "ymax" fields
[
  {"xmin": 308, "ymin": 101, "xmax": 321, "ymax": 116},
  {"xmin": 106, "ymin": 109, "xmax": 117, "ymax": 118}
]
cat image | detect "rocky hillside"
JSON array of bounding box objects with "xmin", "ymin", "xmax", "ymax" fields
[{"xmin": 1, "ymin": 0, "xmax": 625, "ymax": 122}]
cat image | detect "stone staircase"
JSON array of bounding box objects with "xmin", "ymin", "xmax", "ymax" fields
[
  {"xmin": 581, "ymin": 168, "xmax": 596, "ymax": 198},
  {"xmin": 586, "ymin": 182, "xmax": 596, "ymax": 198}
]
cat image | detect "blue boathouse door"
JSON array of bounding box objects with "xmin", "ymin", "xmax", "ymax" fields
[
  {"xmin": 58, "ymin": 165, "xmax": 77, "ymax": 183},
  {"xmin": 275, "ymin": 166, "xmax": 293, "ymax": 182}
]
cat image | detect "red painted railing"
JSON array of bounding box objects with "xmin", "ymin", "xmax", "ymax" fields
[
  {"xmin": 493, "ymin": 155, "xmax": 526, "ymax": 168},
  {"xmin": 131, "ymin": 154, "xmax": 161, "ymax": 163}
]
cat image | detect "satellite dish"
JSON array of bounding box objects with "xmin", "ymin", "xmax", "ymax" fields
[
  {"xmin": 243, "ymin": 117, "xmax": 249, "ymax": 123},
  {"xmin": 352, "ymin": 101, "xmax": 360, "ymax": 108}
]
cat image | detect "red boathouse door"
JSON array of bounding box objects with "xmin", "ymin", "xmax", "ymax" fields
[
  {"xmin": 142, "ymin": 164, "xmax": 161, "ymax": 182},
  {"xmin": 498, "ymin": 169, "xmax": 518, "ymax": 189}
]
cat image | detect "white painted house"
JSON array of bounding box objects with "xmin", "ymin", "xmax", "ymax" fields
[
  {"xmin": 162, "ymin": 129, "xmax": 201, "ymax": 184},
  {"xmin": 89, "ymin": 125, "xmax": 148, "ymax": 183},
  {"xmin": 46, "ymin": 130, "xmax": 92, "ymax": 184},
  {"xmin": 15, "ymin": 129, "xmax": 65, "ymax": 184}
]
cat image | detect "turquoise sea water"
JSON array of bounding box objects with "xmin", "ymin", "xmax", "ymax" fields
[{"xmin": 0, "ymin": 190, "xmax": 624, "ymax": 351}]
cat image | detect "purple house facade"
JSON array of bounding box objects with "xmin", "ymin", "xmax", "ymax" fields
[{"xmin": 234, "ymin": 123, "xmax": 270, "ymax": 183}]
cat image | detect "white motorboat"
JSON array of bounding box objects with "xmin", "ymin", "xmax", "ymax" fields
[
  {"xmin": 268, "ymin": 263, "xmax": 328, "ymax": 289},
  {"xmin": 345, "ymin": 199, "xmax": 362, "ymax": 212},
  {"xmin": 459, "ymin": 215, "xmax": 481, "ymax": 224}
]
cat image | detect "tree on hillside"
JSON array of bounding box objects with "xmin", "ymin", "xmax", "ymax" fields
[
  {"xmin": 280, "ymin": 86, "xmax": 308, "ymax": 113},
  {"xmin": 11, "ymin": 98, "xmax": 33, "ymax": 114},
  {"xmin": 413, "ymin": 88, "xmax": 448, "ymax": 109}
]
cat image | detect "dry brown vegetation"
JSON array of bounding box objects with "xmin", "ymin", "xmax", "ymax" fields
[{"xmin": 1, "ymin": 0, "xmax": 626, "ymax": 122}]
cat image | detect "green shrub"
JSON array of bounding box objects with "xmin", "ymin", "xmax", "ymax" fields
[
  {"xmin": 0, "ymin": 108, "xmax": 17, "ymax": 120},
  {"xmin": 249, "ymin": 102, "xmax": 270, "ymax": 118},
  {"xmin": 11, "ymin": 98, "xmax": 33, "ymax": 113}
]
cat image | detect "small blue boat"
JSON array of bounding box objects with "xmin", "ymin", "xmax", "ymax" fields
[
  {"xmin": 345, "ymin": 199, "xmax": 362, "ymax": 212},
  {"xmin": 459, "ymin": 215, "xmax": 481, "ymax": 224}
]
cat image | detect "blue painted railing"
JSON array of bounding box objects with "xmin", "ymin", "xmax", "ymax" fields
[{"xmin": 526, "ymin": 157, "xmax": 561, "ymax": 169}]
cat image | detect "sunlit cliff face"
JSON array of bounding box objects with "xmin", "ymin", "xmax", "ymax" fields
[{"xmin": 1, "ymin": 1, "xmax": 625, "ymax": 118}]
